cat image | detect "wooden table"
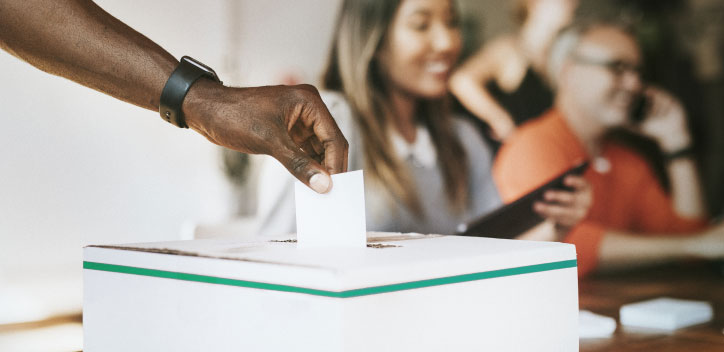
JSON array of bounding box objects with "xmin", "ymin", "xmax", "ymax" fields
[
  {"xmin": 2, "ymin": 264, "xmax": 721, "ymax": 351},
  {"xmin": 579, "ymin": 262, "xmax": 724, "ymax": 351}
]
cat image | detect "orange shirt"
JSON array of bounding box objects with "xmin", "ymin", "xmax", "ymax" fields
[{"xmin": 493, "ymin": 109, "xmax": 706, "ymax": 277}]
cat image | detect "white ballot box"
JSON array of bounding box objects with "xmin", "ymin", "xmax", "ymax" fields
[{"xmin": 83, "ymin": 233, "xmax": 579, "ymax": 351}]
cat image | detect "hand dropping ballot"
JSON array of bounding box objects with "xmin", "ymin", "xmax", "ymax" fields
[{"xmin": 294, "ymin": 170, "xmax": 366, "ymax": 248}]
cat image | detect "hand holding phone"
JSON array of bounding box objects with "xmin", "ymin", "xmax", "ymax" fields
[
  {"xmin": 533, "ymin": 175, "xmax": 593, "ymax": 228},
  {"xmin": 457, "ymin": 161, "xmax": 589, "ymax": 239},
  {"xmin": 629, "ymin": 91, "xmax": 650, "ymax": 124},
  {"xmin": 633, "ymin": 87, "xmax": 691, "ymax": 153}
]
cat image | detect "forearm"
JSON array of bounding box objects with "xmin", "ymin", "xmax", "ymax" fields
[
  {"xmin": 449, "ymin": 73, "xmax": 513, "ymax": 125},
  {"xmin": 666, "ymin": 157, "xmax": 706, "ymax": 218},
  {"xmin": 597, "ymin": 230, "xmax": 695, "ymax": 272},
  {"xmin": 0, "ymin": 0, "xmax": 176, "ymax": 111},
  {"xmin": 0, "ymin": 1, "xmax": 348, "ymax": 192}
]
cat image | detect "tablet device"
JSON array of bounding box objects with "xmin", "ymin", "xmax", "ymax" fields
[{"xmin": 456, "ymin": 161, "xmax": 588, "ymax": 239}]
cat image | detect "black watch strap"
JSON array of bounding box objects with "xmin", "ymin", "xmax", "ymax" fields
[
  {"xmin": 159, "ymin": 56, "xmax": 222, "ymax": 128},
  {"xmin": 663, "ymin": 146, "xmax": 695, "ymax": 162}
]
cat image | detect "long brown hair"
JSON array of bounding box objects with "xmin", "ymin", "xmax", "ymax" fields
[{"xmin": 322, "ymin": 0, "xmax": 469, "ymax": 215}]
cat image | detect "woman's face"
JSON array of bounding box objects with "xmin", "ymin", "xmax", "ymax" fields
[{"xmin": 377, "ymin": 0, "xmax": 462, "ymax": 99}]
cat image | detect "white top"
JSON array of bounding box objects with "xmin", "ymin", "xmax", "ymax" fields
[
  {"xmin": 390, "ymin": 124, "xmax": 437, "ymax": 168},
  {"xmin": 254, "ymin": 92, "xmax": 501, "ymax": 236}
]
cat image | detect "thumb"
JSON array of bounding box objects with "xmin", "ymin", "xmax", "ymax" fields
[{"xmin": 275, "ymin": 144, "xmax": 333, "ymax": 194}]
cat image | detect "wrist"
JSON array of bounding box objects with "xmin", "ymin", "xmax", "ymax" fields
[
  {"xmin": 182, "ymin": 78, "xmax": 226, "ymax": 133},
  {"xmin": 159, "ymin": 56, "xmax": 222, "ymax": 129},
  {"xmin": 657, "ymin": 134, "xmax": 691, "ymax": 154},
  {"xmin": 492, "ymin": 112, "xmax": 514, "ymax": 124},
  {"xmin": 663, "ymin": 146, "xmax": 695, "ymax": 163}
]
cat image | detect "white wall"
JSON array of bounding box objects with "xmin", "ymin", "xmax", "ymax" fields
[
  {"xmin": 0, "ymin": 0, "xmax": 344, "ymax": 321},
  {"xmin": 0, "ymin": 0, "xmax": 233, "ymax": 318},
  {"xmin": 234, "ymin": 0, "xmax": 341, "ymax": 86}
]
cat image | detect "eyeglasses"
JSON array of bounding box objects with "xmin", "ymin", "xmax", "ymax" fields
[{"xmin": 571, "ymin": 53, "xmax": 641, "ymax": 77}]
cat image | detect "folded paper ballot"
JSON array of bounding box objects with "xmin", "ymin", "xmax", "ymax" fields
[
  {"xmin": 620, "ymin": 297, "xmax": 713, "ymax": 331},
  {"xmin": 294, "ymin": 170, "xmax": 366, "ymax": 248},
  {"xmin": 579, "ymin": 310, "xmax": 616, "ymax": 339}
]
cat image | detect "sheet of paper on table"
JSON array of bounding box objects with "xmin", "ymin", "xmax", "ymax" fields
[
  {"xmin": 579, "ymin": 310, "xmax": 616, "ymax": 339},
  {"xmin": 294, "ymin": 170, "xmax": 366, "ymax": 248},
  {"xmin": 620, "ymin": 297, "xmax": 713, "ymax": 331}
]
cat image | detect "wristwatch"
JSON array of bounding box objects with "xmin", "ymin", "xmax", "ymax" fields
[
  {"xmin": 159, "ymin": 56, "xmax": 222, "ymax": 128},
  {"xmin": 663, "ymin": 146, "xmax": 695, "ymax": 162}
]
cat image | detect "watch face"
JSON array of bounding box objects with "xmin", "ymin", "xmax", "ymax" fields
[{"xmin": 181, "ymin": 56, "xmax": 220, "ymax": 82}]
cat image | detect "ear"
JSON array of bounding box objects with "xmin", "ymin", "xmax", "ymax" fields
[{"xmin": 557, "ymin": 60, "xmax": 575, "ymax": 90}]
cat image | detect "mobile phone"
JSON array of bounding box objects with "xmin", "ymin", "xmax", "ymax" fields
[
  {"xmin": 630, "ymin": 93, "xmax": 650, "ymax": 124},
  {"xmin": 456, "ymin": 161, "xmax": 589, "ymax": 239}
]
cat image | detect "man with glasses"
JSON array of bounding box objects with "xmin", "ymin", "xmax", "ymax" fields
[{"xmin": 493, "ymin": 22, "xmax": 724, "ymax": 277}]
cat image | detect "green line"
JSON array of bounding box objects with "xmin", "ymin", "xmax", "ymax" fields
[{"xmin": 84, "ymin": 259, "xmax": 576, "ymax": 298}]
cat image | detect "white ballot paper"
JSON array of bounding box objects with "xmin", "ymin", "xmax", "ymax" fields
[{"xmin": 294, "ymin": 170, "xmax": 366, "ymax": 248}]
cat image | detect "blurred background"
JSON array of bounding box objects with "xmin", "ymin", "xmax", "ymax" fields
[{"xmin": 0, "ymin": 0, "xmax": 722, "ymax": 350}]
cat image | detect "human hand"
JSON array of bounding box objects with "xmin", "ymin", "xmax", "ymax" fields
[
  {"xmin": 533, "ymin": 175, "xmax": 592, "ymax": 228},
  {"xmin": 184, "ymin": 80, "xmax": 348, "ymax": 193},
  {"xmin": 489, "ymin": 115, "xmax": 516, "ymax": 141},
  {"xmin": 637, "ymin": 87, "xmax": 691, "ymax": 153}
]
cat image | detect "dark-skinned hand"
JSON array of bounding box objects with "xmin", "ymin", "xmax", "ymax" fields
[{"xmin": 184, "ymin": 80, "xmax": 348, "ymax": 193}]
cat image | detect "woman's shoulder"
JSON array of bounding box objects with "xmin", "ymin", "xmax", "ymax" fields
[
  {"xmin": 319, "ymin": 90, "xmax": 348, "ymax": 111},
  {"xmin": 319, "ymin": 90, "xmax": 356, "ymax": 137},
  {"xmin": 450, "ymin": 116, "xmax": 493, "ymax": 155},
  {"xmin": 450, "ymin": 116, "xmax": 481, "ymax": 138}
]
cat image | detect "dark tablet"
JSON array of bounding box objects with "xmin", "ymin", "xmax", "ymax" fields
[{"xmin": 456, "ymin": 161, "xmax": 589, "ymax": 239}]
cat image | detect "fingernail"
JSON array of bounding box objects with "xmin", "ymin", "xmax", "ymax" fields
[{"xmin": 310, "ymin": 173, "xmax": 332, "ymax": 194}]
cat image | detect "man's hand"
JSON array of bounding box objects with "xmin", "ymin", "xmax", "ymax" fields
[
  {"xmin": 533, "ymin": 175, "xmax": 592, "ymax": 228},
  {"xmin": 637, "ymin": 87, "xmax": 691, "ymax": 153},
  {"xmin": 184, "ymin": 80, "xmax": 348, "ymax": 194}
]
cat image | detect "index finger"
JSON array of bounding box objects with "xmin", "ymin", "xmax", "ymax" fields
[
  {"xmin": 544, "ymin": 190, "xmax": 576, "ymax": 204},
  {"xmin": 564, "ymin": 175, "xmax": 589, "ymax": 190}
]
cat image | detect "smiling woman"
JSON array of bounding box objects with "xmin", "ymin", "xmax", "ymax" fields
[
  {"xmin": 323, "ymin": 0, "xmax": 468, "ymax": 215},
  {"xmin": 253, "ymin": 0, "xmax": 504, "ymax": 236}
]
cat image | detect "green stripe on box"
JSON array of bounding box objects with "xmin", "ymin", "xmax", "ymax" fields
[{"xmin": 83, "ymin": 259, "xmax": 576, "ymax": 298}]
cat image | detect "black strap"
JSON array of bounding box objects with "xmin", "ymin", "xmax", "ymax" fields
[
  {"xmin": 663, "ymin": 146, "xmax": 695, "ymax": 162},
  {"xmin": 159, "ymin": 56, "xmax": 221, "ymax": 128}
]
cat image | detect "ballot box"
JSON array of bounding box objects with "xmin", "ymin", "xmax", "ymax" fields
[{"xmin": 83, "ymin": 232, "xmax": 579, "ymax": 351}]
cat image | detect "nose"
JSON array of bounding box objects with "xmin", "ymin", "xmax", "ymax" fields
[{"xmin": 430, "ymin": 24, "xmax": 460, "ymax": 55}]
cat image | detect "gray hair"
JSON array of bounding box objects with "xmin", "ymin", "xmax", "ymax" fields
[
  {"xmin": 546, "ymin": 20, "xmax": 636, "ymax": 89},
  {"xmin": 547, "ymin": 26, "xmax": 584, "ymax": 89}
]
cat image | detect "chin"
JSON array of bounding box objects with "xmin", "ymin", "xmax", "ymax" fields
[
  {"xmin": 599, "ymin": 110, "xmax": 629, "ymax": 127},
  {"xmin": 413, "ymin": 84, "xmax": 448, "ymax": 99}
]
